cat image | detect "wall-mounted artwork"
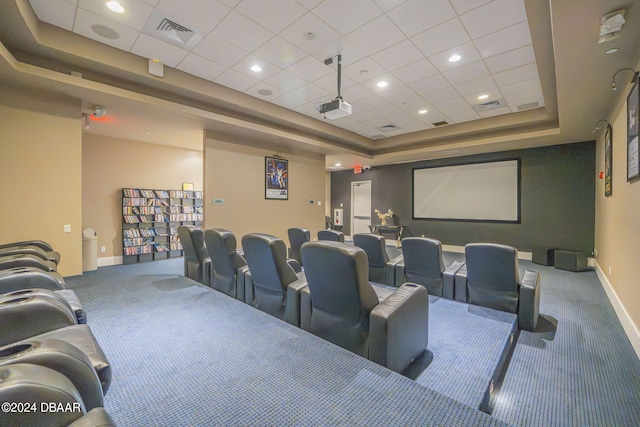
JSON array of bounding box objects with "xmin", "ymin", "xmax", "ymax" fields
[
  {"xmin": 605, "ymin": 124, "xmax": 613, "ymax": 197},
  {"xmin": 265, "ymin": 156, "xmax": 288, "ymax": 200},
  {"xmin": 627, "ymin": 77, "xmax": 639, "ymax": 181}
]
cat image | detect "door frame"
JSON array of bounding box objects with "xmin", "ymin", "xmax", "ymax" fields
[{"xmin": 350, "ymin": 180, "xmax": 372, "ymax": 237}]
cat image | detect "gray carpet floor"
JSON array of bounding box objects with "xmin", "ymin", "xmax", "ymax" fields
[{"xmin": 66, "ymin": 252, "xmax": 640, "ymax": 426}]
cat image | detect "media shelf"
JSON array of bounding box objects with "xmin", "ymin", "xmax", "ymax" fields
[{"xmin": 122, "ymin": 188, "xmax": 203, "ymax": 264}]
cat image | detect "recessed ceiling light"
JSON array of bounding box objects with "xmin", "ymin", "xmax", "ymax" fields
[
  {"xmin": 304, "ymin": 32, "xmax": 316, "ymax": 40},
  {"xmin": 418, "ymin": 109, "xmax": 428, "ymax": 114},
  {"xmin": 448, "ymin": 54, "xmax": 461, "ymax": 62},
  {"xmin": 257, "ymin": 88, "xmax": 273, "ymax": 96},
  {"xmin": 377, "ymin": 81, "xmax": 388, "ymax": 88},
  {"xmin": 106, "ymin": 1, "xmax": 124, "ymax": 13},
  {"xmin": 335, "ymin": 163, "xmax": 341, "ymax": 167},
  {"xmin": 478, "ymin": 94, "xmax": 489, "ymax": 100},
  {"xmin": 251, "ymin": 65, "xmax": 262, "ymax": 72},
  {"xmin": 360, "ymin": 69, "xmax": 369, "ymax": 75},
  {"xmin": 605, "ymin": 48, "xmax": 619, "ymax": 54}
]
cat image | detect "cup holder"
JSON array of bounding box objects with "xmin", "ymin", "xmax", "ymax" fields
[
  {"xmin": 0, "ymin": 343, "xmax": 33, "ymax": 359},
  {"xmin": 7, "ymin": 290, "xmax": 34, "ymax": 297},
  {"xmin": 405, "ymin": 283, "xmax": 418, "ymax": 288},
  {"xmin": 1, "ymin": 297, "xmax": 30, "ymax": 305}
]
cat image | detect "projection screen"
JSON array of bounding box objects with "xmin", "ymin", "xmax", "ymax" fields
[{"xmin": 413, "ymin": 159, "xmax": 520, "ymax": 222}]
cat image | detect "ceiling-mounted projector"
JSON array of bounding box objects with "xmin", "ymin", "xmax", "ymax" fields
[
  {"xmin": 319, "ymin": 98, "xmax": 352, "ymax": 119},
  {"xmin": 319, "ymin": 54, "xmax": 351, "ymax": 120}
]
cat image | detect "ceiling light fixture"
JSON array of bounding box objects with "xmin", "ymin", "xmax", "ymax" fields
[
  {"xmin": 478, "ymin": 94, "xmax": 489, "ymax": 100},
  {"xmin": 611, "ymin": 68, "xmax": 639, "ymax": 91},
  {"xmin": 335, "ymin": 163, "xmax": 341, "ymax": 167},
  {"xmin": 449, "ymin": 54, "xmax": 461, "ymax": 62},
  {"xmin": 418, "ymin": 109, "xmax": 427, "ymax": 114},
  {"xmin": 251, "ymin": 65, "xmax": 262, "ymax": 72},
  {"xmin": 605, "ymin": 48, "xmax": 618, "ymax": 54},
  {"xmin": 592, "ymin": 119, "xmax": 611, "ymax": 133},
  {"xmin": 106, "ymin": 1, "xmax": 124, "ymax": 13},
  {"xmin": 377, "ymin": 81, "xmax": 388, "ymax": 88}
]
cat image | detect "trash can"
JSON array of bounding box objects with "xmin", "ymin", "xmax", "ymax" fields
[{"xmin": 82, "ymin": 228, "xmax": 98, "ymax": 272}]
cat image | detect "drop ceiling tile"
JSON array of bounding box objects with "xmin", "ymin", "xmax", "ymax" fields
[
  {"xmin": 474, "ymin": 21, "xmax": 532, "ymax": 59},
  {"xmin": 344, "ymin": 16, "xmax": 406, "ymax": 58},
  {"xmin": 416, "ymin": 107, "xmax": 450, "ymax": 124},
  {"xmin": 156, "ymin": 0, "xmax": 231, "ymax": 33},
  {"xmin": 503, "ymin": 88, "xmax": 544, "ymax": 111},
  {"xmin": 395, "ymin": 96, "xmax": 433, "ymax": 112},
  {"xmin": 387, "ymin": 0, "xmax": 456, "ymax": 37},
  {"xmin": 294, "ymin": 102, "xmax": 323, "ymax": 116},
  {"xmin": 361, "ymin": 74, "xmax": 403, "ymax": 92},
  {"xmin": 215, "ymin": 68, "xmax": 261, "ymax": 91},
  {"xmin": 478, "ymin": 106, "xmax": 512, "ymax": 118},
  {"xmin": 340, "ymin": 122, "xmax": 366, "ymax": 132},
  {"xmin": 311, "ymin": 0, "xmax": 382, "ymax": 35},
  {"xmin": 361, "ymin": 116, "xmax": 390, "ymax": 128},
  {"xmin": 192, "ymin": 34, "xmax": 248, "ymax": 67},
  {"xmin": 273, "ymin": 93, "xmax": 312, "ymax": 109},
  {"xmin": 357, "ymin": 95, "xmax": 390, "ymax": 110},
  {"xmin": 265, "ymin": 70, "xmax": 308, "ymax": 91},
  {"xmin": 131, "ymin": 33, "xmax": 189, "ymax": 67},
  {"xmin": 30, "ymin": 0, "xmax": 76, "ymax": 30},
  {"xmin": 423, "ymin": 86, "xmax": 460, "ymax": 104},
  {"xmin": 460, "ymin": 0, "xmax": 527, "ymax": 39},
  {"xmin": 61, "ymin": 0, "xmax": 79, "ymax": 4},
  {"xmin": 391, "ymin": 59, "xmax": 439, "ymax": 84},
  {"xmin": 373, "ymin": 0, "xmax": 408, "ymax": 12},
  {"xmin": 177, "ymin": 53, "xmax": 227, "ymax": 81},
  {"xmin": 329, "ymin": 116, "xmax": 358, "ymax": 127},
  {"xmin": 449, "ymin": 0, "xmax": 491, "ymax": 15},
  {"xmin": 74, "ymin": 8, "xmax": 140, "ymax": 51},
  {"xmin": 314, "ymin": 73, "xmax": 355, "ymax": 93},
  {"xmin": 493, "ymin": 63, "xmax": 538, "ymax": 87},
  {"xmin": 235, "ymin": 0, "xmax": 307, "ymax": 33},
  {"xmin": 500, "ymin": 77, "xmax": 541, "ymax": 96},
  {"xmin": 455, "ymin": 75, "xmax": 496, "ymax": 95},
  {"xmin": 286, "ymin": 55, "xmax": 334, "ymax": 81},
  {"xmin": 245, "ymin": 81, "xmax": 286, "ymax": 100},
  {"xmin": 409, "ymin": 74, "xmax": 450, "ymax": 96},
  {"xmin": 484, "ymin": 44, "xmax": 535, "ymax": 73},
  {"xmin": 371, "ymin": 40, "xmax": 425, "ymax": 72},
  {"xmin": 343, "ymin": 57, "xmax": 387, "ymax": 83},
  {"xmin": 211, "ymin": 11, "xmax": 274, "ymax": 52},
  {"xmin": 442, "ymin": 60, "xmax": 489, "ymax": 85},
  {"xmin": 291, "ymin": 83, "xmax": 331, "ymax": 101},
  {"xmin": 370, "ymin": 103, "xmax": 404, "ymax": 118},
  {"xmin": 428, "ymin": 42, "xmax": 482, "ymax": 73},
  {"xmin": 78, "ymin": 0, "xmax": 154, "ymax": 31},
  {"xmin": 386, "ymin": 110, "xmax": 414, "ymax": 123},
  {"xmin": 461, "ymin": 87, "xmax": 503, "ymax": 105},
  {"xmin": 140, "ymin": 0, "xmax": 160, "ymax": 5},
  {"xmin": 219, "ymin": 0, "xmax": 241, "ymax": 6},
  {"xmin": 378, "ymin": 85, "xmax": 418, "ymax": 103},
  {"xmin": 410, "ymin": 18, "xmax": 470, "ymax": 59},
  {"xmin": 349, "ymin": 110, "xmax": 378, "ymax": 123},
  {"xmin": 434, "ymin": 97, "xmax": 479, "ymax": 123},
  {"xmin": 253, "ymin": 36, "xmax": 308, "ymax": 68},
  {"xmin": 342, "ymin": 84, "xmax": 375, "ymax": 102},
  {"xmin": 395, "ymin": 116, "xmax": 428, "ymax": 131},
  {"xmin": 232, "ymin": 55, "xmax": 281, "ymax": 80},
  {"xmin": 278, "ymin": 12, "xmax": 341, "ymax": 56}
]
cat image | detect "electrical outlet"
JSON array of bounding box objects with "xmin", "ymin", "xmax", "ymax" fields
[
  {"xmin": 100, "ymin": 246, "xmax": 106, "ymax": 253},
  {"xmin": 63, "ymin": 224, "xmax": 71, "ymax": 233}
]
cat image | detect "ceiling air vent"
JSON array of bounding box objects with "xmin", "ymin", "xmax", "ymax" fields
[
  {"xmin": 375, "ymin": 123, "xmax": 401, "ymax": 132},
  {"xmin": 432, "ymin": 121, "xmax": 449, "ymax": 127},
  {"xmin": 156, "ymin": 18, "xmax": 195, "ymax": 45},
  {"xmin": 517, "ymin": 101, "xmax": 540, "ymax": 111},
  {"xmin": 370, "ymin": 134, "xmax": 388, "ymax": 139},
  {"xmin": 143, "ymin": 11, "xmax": 203, "ymax": 49},
  {"xmin": 472, "ymin": 98, "xmax": 506, "ymax": 113}
]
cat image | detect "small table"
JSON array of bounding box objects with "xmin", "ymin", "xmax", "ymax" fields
[{"xmin": 368, "ymin": 225, "xmax": 405, "ymax": 245}]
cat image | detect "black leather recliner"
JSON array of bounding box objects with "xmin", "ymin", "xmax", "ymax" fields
[
  {"xmin": 287, "ymin": 228, "xmax": 310, "ymax": 266},
  {"xmin": 394, "ymin": 237, "xmax": 465, "ymax": 298},
  {"xmin": 0, "ymin": 253, "xmax": 57, "ymax": 272},
  {"xmin": 353, "ymin": 233, "xmax": 402, "ymax": 285},
  {"xmin": 0, "ymin": 239, "xmax": 60, "ymax": 264},
  {"xmin": 241, "ymin": 233, "xmax": 306, "ymax": 324},
  {"xmin": 204, "ymin": 228, "xmax": 250, "ymax": 300},
  {"xmin": 300, "ymin": 241, "xmax": 429, "ymax": 373},
  {"xmin": 454, "ymin": 243, "xmax": 540, "ymax": 331},
  {"xmin": 177, "ymin": 226, "xmax": 212, "ymax": 286},
  {"xmin": 317, "ymin": 229, "xmax": 345, "ymax": 242}
]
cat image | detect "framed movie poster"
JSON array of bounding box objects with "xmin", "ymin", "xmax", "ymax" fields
[
  {"xmin": 627, "ymin": 77, "xmax": 639, "ymax": 181},
  {"xmin": 265, "ymin": 156, "xmax": 288, "ymax": 200},
  {"xmin": 605, "ymin": 124, "xmax": 612, "ymax": 197}
]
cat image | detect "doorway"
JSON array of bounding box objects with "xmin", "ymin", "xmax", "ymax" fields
[{"xmin": 351, "ymin": 180, "xmax": 371, "ymax": 237}]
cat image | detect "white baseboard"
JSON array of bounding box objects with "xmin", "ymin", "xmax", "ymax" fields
[
  {"xmin": 595, "ymin": 261, "xmax": 640, "ymax": 360},
  {"xmin": 97, "ymin": 256, "xmax": 122, "ymax": 267}
]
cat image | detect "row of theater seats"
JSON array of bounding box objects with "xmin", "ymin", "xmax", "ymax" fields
[{"xmin": 0, "ymin": 240, "xmax": 115, "ymax": 427}]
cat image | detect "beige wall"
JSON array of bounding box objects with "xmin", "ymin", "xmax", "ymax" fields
[
  {"xmin": 204, "ymin": 138, "xmax": 325, "ymax": 247},
  {"xmin": 594, "ymin": 61, "xmax": 640, "ymax": 353},
  {"xmin": 0, "ymin": 93, "xmax": 83, "ymax": 277},
  {"xmin": 82, "ymin": 134, "xmax": 203, "ymax": 261}
]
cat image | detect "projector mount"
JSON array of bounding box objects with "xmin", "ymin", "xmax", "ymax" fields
[
  {"xmin": 318, "ymin": 54, "xmax": 352, "ymax": 119},
  {"xmin": 324, "ymin": 54, "xmax": 343, "ymax": 102}
]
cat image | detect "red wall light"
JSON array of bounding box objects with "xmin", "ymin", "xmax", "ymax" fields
[{"xmin": 354, "ymin": 165, "xmax": 363, "ymax": 174}]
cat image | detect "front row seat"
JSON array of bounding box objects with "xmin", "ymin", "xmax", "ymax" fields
[
  {"xmin": 455, "ymin": 243, "xmax": 540, "ymax": 331},
  {"xmin": 204, "ymin": 228, "xmax": 249, "ymax": 300},
  {"xmin": 0, "ymin": 364, "xmax": 115, "ymax": 427},
  {"xmin": 300, "ymin": 241, "xmax": 428, "ymax": 373},
  {"xmin": 177, "ymin": 226, "xmax": 212, "ymax": 286},
  {"xmin": 317, "ymin": 229, "xmax": 345, "ymax": 242},
  {"xmin": 353, "ymin": 234, "xmax": 402, "ymax": 285}
]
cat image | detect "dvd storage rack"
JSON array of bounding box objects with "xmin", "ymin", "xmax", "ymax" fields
[{"xmin": 122, "ymin": 187, "xmax": 204, "ymax": 264}]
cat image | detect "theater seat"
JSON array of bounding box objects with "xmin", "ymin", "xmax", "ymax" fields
[
  {"xmin": 0, "ymin": 254, "xmax": 57, "ymax": 272},
  {"xmin": 454, "ymin": 243, "xmax": 540, "ymax": 331},
  {"xmin": 204, "ymin": 228, "xmax": 249, "ymax": 300},
  {"xmin": 0, "ymin": 246, "xmax": 59, "ymax": 265},
  {"xmin": 241, "ymin": 233, "xmax": 306, "ymax": 324},
  {"xmin": 287, "ymin": 228, "xmax": 310, "ymax": 266},
  {"xmin": 317, "ymin": 229, "xmax": 345, "ymax": 242},
  {"xmin": 0, "ymin": 267, "xmax": 65, "ymax": 291},
  {"xmin": 353, "ymin": 234, "xmax": 402, "ymax": 285},
  {"xmin": 300, "ymin": 241, "xmax": 428, "ymax": 373},
  {"xmin": 0, "ymin": 239, "xmax": 60, "ymax": 264},
  {"xmin": 2, "ymin": 288, "xmax": 86, "ymax": 324},
  {"xmin": 177, "ymin": 226, "xmax": 212, "ymax": 286}
]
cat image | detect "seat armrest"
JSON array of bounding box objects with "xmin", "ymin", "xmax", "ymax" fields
[
  {"xmin": 454, "ymin": 264, "xmax": 468, "ymax": 302},
  {"xmin": 393, "ymin": 259, "xmax": 405, "ymax": 287},
  {"xmin": 285, "ymin": 277, "xmax": 308, "ymax": 327},
  {"xmin": 299, "ymin": 286, "xmax": 312, "ymax": 331},
  {"xmin": 68, "ymin": 408, "xmax": 117, "ymax": 427},
  {"xmin": 369, "ymin": 283, "xmax": 429, "ymax": 373},
  {"xmin": 518, "ymin": 269, "xmax": 540, "ymax": 331},
  {"xmin": 443, "ymin": 260, "xmax": 465, "ymax": 300},
  {"xmin": 203, "ymin": 258, "xmax": 213, "ymax": 286},
  {"xmin": 287, "ymin": 258, "xmax": 302, "ymax": 273},
  {"xmin": 243, "ymin": 270, "xmax": 254, "ymax": 304},
  {"xmin": 385, "ymin": 254, "xmax": 404, "ymax": 287},
  {"xmin": 235, "ymin": 265, "xmax": 250, "ymax": 302}
]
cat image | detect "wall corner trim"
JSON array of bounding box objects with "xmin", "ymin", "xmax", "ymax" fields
[{"xmin": 595, "ymin": 260, "xmax": 640, "ymax": 361}]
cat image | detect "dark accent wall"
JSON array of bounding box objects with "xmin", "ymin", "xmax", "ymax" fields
[{"xmin": 331, "ymin": 141, "xmax": 595, "ymax": 253}]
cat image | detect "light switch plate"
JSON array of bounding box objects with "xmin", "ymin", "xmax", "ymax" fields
[{"xmin": 64, "ymin": 224, "xmax": 71, "ymax": 233}]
